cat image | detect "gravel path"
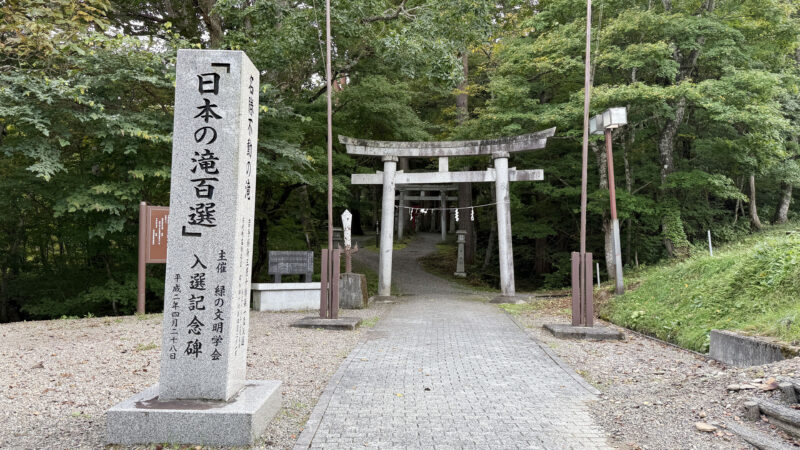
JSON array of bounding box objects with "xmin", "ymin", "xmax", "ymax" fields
[
  {"xmin": 514, "ymin": 298, "xmax": 800, "ymax": 449},
  {"xmin": 0, "ymin": 305, "xmax": 388, "ymax": 449}
]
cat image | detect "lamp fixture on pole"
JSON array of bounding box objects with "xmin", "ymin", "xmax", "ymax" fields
[{"xmin": 591, "ymin": 107, "xmax": 627, "ymax": 295}]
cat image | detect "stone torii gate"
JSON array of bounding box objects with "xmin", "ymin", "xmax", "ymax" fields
[{"xmin": 340, "ymin": 128, "xmax": 555, "ymax": 301}]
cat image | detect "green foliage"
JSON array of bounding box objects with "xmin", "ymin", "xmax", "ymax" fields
[
  {"xmin": 600, "ymin": 224, "xmax": 800, "ymax": 352},
  {"xmin": 2, "ymin": 0, "xmax": 800, "ymax": 320}
]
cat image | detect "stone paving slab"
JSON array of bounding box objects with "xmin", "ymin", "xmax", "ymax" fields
[{"xmin": 295, "ymin": 294, "xmax": 611, "ymax": 449}]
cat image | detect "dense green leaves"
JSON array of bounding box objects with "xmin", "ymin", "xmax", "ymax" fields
[{"xmin": 1, "ymin": 0, "xmax": 799, "ymax": 320}]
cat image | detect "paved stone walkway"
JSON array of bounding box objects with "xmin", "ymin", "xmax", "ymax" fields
[{"xmin": 295, "ymin": 234, "xmax": 610, "ymax": 449}]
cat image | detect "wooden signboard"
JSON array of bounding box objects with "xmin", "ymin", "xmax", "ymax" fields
[
  {"xmin": 138, "ymin": 203, "xmax": 169, "ymax": 314},
  {"xmin": 146, "ymin": 206, "xmax": 169, "ymax": 263}
]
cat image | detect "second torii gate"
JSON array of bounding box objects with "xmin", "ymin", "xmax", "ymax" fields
[{"xmin": 341, "ymin": 127, "xmax": 555, "ymax": 301}]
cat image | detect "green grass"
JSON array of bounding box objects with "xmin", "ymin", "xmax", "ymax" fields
[
  {"xmin": 361, "ymin": 316, "xmax": 380, "ymax": 327},
  {"xmin": 600, "ymin": 224, "xmax": 800, "ymax": 352},
  {"xmin": 365, "ymin": 239, "xmax": 408, "ymax": 252},
  {"xmin": 497, "ymin": 302, "xmax": 537, "ymax": 316},
  {"xmin": 134, "ymin": 342, "xmax": 158, "ymax": 352}
]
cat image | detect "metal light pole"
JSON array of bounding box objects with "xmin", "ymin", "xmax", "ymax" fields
[{"xmin": 591, "ymin": 107, "xmax": 627, "ymax": 295}]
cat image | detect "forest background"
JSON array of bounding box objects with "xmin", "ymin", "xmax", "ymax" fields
[{"xmin": 1, "ymin": 0, "xmax": 799, "ymax": 322}]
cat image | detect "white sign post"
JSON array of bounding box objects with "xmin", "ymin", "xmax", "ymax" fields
[{"xmin": 341, "ymin": 209, "xmax": 358, "ymax": 273}]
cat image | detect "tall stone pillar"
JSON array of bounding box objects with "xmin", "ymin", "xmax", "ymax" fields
[
  {"xmin": 378, "ymin": 156, "xmax": 398, "ymax": 297},
  {"xmin": 493, "ymin": 152, "xmax": 515, "ymax": 299},
  {"xmin": 106, "ymin": 49, "xmax": 280, "ymax": 447}
]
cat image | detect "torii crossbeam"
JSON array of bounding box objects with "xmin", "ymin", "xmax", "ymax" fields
[{"xmin": 341, "ymin": 127, "xmax": 555, "ymax": 301}]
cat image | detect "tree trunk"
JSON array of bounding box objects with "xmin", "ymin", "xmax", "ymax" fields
[
  {"xmin": 772, "ymin": 182, "xmax": 792, "ymax": 224},
  {"xmin": 252, "ymin": 194, "xmax": 270, "ymax": 281},
  {"xmin": 733, "ymin": 176, "xmax": 745, "ymax": 224},
  {"xmin": 534, "ymin": 237, "xmax": 548, "ymax": 275},
  {"xmin": 623, "ymin": 131, "xmax": 633, "ymax": 266},
  {"xmin": 0, "ymin": 266, "xmax": 8, "ymax": 323},
  {"xmin": 483, "ymin": 184, "xmax": 497, "ymax": 270},
  {"xmin": 455, "ymin": 51, "xmax": 475, "ymax": 264},
  {"xmin": 658, "ymin": 97, "xmax": 686, "ymax": 183},
  {"xmin": 749, "ymin": 174, "xmax": 762, "ymax": 230},
  {"xmin": 659, "ymin": 97, "xmax": 689, "ymax": 256},
  {"xmin": 456, "ymin": 51, "xmax": 468, "ymax": 124},
  {"xmin": 298, "ymin": 185, "xmax": 318, "ymax": 250},
  {"xmin": 458, "ymin": 183, "xmax": 475, "ymax": 265},
  {"xmin": 196, "ymin": 0, "xmax": 224, "ymax": 49}
]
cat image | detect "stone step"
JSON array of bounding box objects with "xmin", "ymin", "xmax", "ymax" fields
[{"xmin": 724, "ymin": 420, "xmax": 796, "ymax": 450}]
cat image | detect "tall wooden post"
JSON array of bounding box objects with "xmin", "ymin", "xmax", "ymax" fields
[{"xmin": 137, "ymin": 201, "xmax": 147, "ymax": 315}]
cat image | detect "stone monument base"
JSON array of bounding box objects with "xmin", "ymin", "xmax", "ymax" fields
[
  {"xmin": 252, "ymin": 282, "xmax": 320, "ymax": 311},
  {"xmin": 106, "ymin": 380, "xmax": 281, "ymax": 446},
  {"xmin": 543, "ymin": 323, "xmax": 624, "ymax": 340},
  {"xmin": 339, "ymin": 273, "xmax": 368, "ymax": 309},
  {"xmin": 291, "ymin": 316, "xmax": 362, "ymax": 330}
]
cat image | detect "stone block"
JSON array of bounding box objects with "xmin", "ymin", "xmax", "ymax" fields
[
  {"xmin": 106, "ymin": 381, "xmax": 281, "ymax": 446},
  {"xmin": 291, "ymin": 316, "xmax": 362, "ymax": 331},
  {"xmin": 709, "ymin": 329, "xmax": 798, "ymax": 367},
  {"xmin": 339, "ymin": 273, "xmax": 368, "ymax": 309},
  {"xmin": 542, "ymin": 323, "xmax": 624, "ymax": 340},
  {"xmin": 251, "ymin": 282, "xmax": 320, "ymax": 311}
]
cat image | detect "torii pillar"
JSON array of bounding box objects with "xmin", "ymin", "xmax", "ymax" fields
[
  {"xmin": 378, "ymin": 156, "xmax": 398, "ymax": 297},
  {"xmin": 493, "ymin": 152, "xmax": 515, "ymax": 297}
]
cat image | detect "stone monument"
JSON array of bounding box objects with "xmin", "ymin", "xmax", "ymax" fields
[
  {"xmin": 107, "ymin": 49, "xmax": 281, "ymax": 446},
  {"xmin": 454, "ymin": 230, "xmax": 467, "ymax": 277},
  {"xmin": 339, "ymin": 210, "xmax": 368, "ymax": 308}
]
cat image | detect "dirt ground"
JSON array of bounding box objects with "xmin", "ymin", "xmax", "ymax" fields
[{"xmin": 0, "ymin": 306, "xmax": 388, "ymax": 449}]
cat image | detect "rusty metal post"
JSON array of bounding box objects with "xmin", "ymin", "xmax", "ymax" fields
[
  {"xmin": 331, "ymin": 248, "xmax": 341, "ymax": 319},
  {"xmin": 319, "ymin": 249, "xmax": 329, "ymax": 319},
  {"xmin": 137, "ymin": 201, "xmax": 147, "ymax": 315},
  {"xmin": 571, "ymin": 252, "xmax": 581, "ymax": 326},
  {"xmin": 584, "ymin": 252, "xmax": 594, "ymax": 326}
]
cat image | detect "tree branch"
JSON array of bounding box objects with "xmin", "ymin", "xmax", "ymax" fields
[
  {"xmin": 361, "ymin": 0, "xmax": 419, "ymax": 24},
  {"xmin": 267, "ymin": 183, "xmax": 304, "ymax": 214}
]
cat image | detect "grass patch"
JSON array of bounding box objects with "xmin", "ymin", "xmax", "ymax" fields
[
  {"xmin": 418, "ymin": 242, "xmax": 499, "ymax": 292},
  {"xmin": 497, "ymin": 302, "xmax": 537, "ymax": 316},
  {"xmin": 600, "ymin": 224, "xmax": 800, "ymax": 352},
  {"xmin": 361, "ymin": 316, "xmax": 380, "ymax": 327},
  {"xmin": 134, "ymin": 342, "xmax": 158, "ymax": 352},
  {"xmin": 365, "ymin": 239, "xmax": 409, "ymax": 252}
]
